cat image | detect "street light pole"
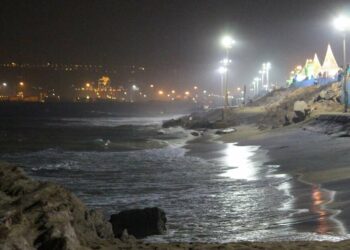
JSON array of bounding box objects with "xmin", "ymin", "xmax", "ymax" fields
[
  {"xmin": 344, "ymin": 33, "xmax": 348, "ymax": 112},
  {"xmin": 224, "ymin": 49, "xmax": 229, "ymax": 107},
  {"xmin": 344, "ymin": 33, "xmax": 347, "ymax": 67},
  {"xmin": 334, "ymin": 15, "xmax": 350, "ymax": 112},
  {"xmin": 220, "ymin": 35, "xmax": 235, "ymax": 109}
]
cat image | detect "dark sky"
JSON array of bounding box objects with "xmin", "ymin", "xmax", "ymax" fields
[{"xmin": 1, "ymin": 0, "xmax": 350, "ymax": 91}]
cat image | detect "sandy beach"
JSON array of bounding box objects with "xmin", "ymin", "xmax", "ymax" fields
[{"xmin": 217, "ymin": 118, "xmax": 350, "ymax": 235}]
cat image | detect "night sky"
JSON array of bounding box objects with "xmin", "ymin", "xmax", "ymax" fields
[{"xmin": 1, "ymin": 0, "xmax": 350, "ymax": 90}]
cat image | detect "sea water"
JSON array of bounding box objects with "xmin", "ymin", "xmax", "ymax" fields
[{"xmin": 0, "ymin": 116, "xmax": 348, "ymax": 242}]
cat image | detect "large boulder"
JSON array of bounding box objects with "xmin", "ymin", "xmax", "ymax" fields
[
  {"xmin": 109, "ymin": 207, "xmax": 167, "ymax": 239},
  {"xmin": 293, "ymin": 100, "xmax": 310, "ymax": 122},
  {"xmin": 0, "ymin": 164, "xmax": 118, "ymax": 250}
]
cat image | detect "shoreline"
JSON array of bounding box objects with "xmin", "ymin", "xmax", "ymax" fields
[
  {"xmin": 183, "ymin": 125, "xmax": 347, "ymax": 241},
  {"xmin": 216, "ymin": 121, "xmax": 350, "ymax": 237}
]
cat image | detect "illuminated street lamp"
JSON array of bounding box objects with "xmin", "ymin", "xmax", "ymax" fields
[
  {"xmin": 2, "ymin": 83, "xmax": 7, "ymax": 87},
  {"xmin": 19, "ymin": 81, "xmax": 24, "ymax": 86},
  {"xmin": 220, "ymin": 35, "xmax": 235, "ymax": 108},
  {"xmin": 334, "ymin": 15, "xmax": 350, "ymax": 67},
  {"xmin": 333, "ymin": 15, "xmax": 350, "ymax": 112},
  {"xmin": 158, "ymin": 90, "xmax": 164, "ymax": 95},
  {"xmin": 221, "ymin": 35, "xmax": 235, "ymax": 49}
]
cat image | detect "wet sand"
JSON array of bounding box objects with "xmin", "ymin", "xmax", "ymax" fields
[{"xmin": 219, "ymin": 123, "xmax": 350, "ymax": 235}]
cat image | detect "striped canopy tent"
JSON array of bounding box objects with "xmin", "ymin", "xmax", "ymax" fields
[
  {"xmin": 313, "ymin": 53, "xmax": 322, "ymax": 77},
  {"xmin": 322, "ymin": 44, "xmax": 339, "ymax": 77}
]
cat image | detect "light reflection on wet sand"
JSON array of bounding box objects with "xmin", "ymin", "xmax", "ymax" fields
[
  {"xmin": 310, "ymin": 184, "xmax": 346, "ymax": 235},
  {"xmin": 219, "ymin": 142, "xmax": 347, "ymax": 238}
]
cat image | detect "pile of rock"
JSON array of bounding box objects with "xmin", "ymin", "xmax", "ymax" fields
[
  {"xmin": 0, "ymin": 164, "xmax": 167, "ymax": 249},
  {"xmin": 258, "ymin": 83, "xmax": 343, "ymax": 129}
]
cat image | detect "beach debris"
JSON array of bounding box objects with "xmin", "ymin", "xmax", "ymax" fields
[
  {"xmin": 157, "ymin": 129, "xmax": 166, "ymax": 135},
  {"xmin": 109, "ymin": 207, "xmax": 167, "ymax": 239},
  {"xmin": 191, "ymin": 131, "xmax": 200, "ymax": 136},
  {"xmin": 215, "ymin": 128, "xmax": 236, "ymax": 135}
]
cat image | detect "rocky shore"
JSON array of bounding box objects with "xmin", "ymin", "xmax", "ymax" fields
[
  {"xmin": 2, "ymin": 163, "xmax": 350, "ymax": 249},
  {"xmin": 163, "ymin": 82, "xmax": 343, "ymax": 132}
]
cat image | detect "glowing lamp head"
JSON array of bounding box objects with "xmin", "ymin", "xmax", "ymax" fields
[
  {"xmin": 85, "ymin": 83, "xmax": 91, "ymax": 88},
  {"xmin": 158, "ymin": 90, "xmax": 164, "ymax": 95},
  {"xmin": 19, "ymin": 82, "xmax": 24, "ymax": 86},
  {"xmin": 171, "ymin": 90, "xmax": 176, "ymax": 94},
  {"xmin": 185, "ymin": 91, "xmax": 190, "ymax": 96},
  {"xmin": 221, "ymin": 35, "xmax": 235, "ymax": 49},
  {"xmin": 218, "ymin": 66, "xmax": 227, "ymax": 74},
  {"xmin": 2, "ymin": 83, "xmax": 7, "ymax": 87},
  {"xmin": 334, "ymin": 15, "xmax": 350, "ymax": 32}
]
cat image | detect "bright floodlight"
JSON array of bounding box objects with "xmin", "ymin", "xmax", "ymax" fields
[
  {"xmin": 334, "ymin": 15, "xmax": 350, "ymax": 32},
  {"xmin": 218, "ymin": 66, "xmax": 227, "ymax": 74},
  {"xmin": 266, "ymin": 62, "xmax": 271, "ymax": 69},
  {"xmin": 221, "ymin": 35, "xmax": 235, "ymax": 49}
]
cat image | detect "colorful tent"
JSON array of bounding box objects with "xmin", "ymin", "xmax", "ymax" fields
[
  {"xmin": 313, "ymin": 53, "xmax": 322, "ymax": 77},
  {"xmin": 322, "ymin": 44, "xmax": 339, "ymax": 77}
]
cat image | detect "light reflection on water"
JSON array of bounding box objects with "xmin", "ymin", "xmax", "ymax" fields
[{"xmin": 220, "ymin": 143, "xmax": 261, "ymax": 180}]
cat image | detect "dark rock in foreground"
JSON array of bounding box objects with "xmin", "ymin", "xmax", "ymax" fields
[
  {"xmin": 0, "ymin": 164, "xmax": 123, "ymax": 249},
  {"xmin": 110, "ymin": 207, "xmax": 167, "ymax": 239}
]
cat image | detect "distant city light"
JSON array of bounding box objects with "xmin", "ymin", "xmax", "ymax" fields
[
  {"xmin": 19, "ymin": 82, "xmax": 24, "ymax": 86},
  {"xmin": 85, "ymin": 83, "xmax": 91, "ymax": 88},
  {"xmin": 171, "ymin": 90, "xmax": 176, "ymax": 94},
  {"xmin": 150, "ymin": 84, "xmax": 154, "ymax": 88},
  {"xmin": 185, "ymin": 91, "xmax": 190, "ymax": 95},
  {"xmin": 158, "ymin": 90, "xmax": 164, "ymax": 95},
  {"xmin": 193, "ymin": 86, "xmax": 198, "ymax": 90},
  {"xmin": 132, "ymin": 85, "xmax": 139, "ymax": 91},
  {"xmin": 203, "ymin": 90, "xmax": 207, "ymax": 94},
  {"xmin": 2, "ymin": 83, "xmax": 7, "ymax": 87}
]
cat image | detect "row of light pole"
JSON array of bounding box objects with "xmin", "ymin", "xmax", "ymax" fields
[{"xmin": 252, "ymin": 62, "xmax": 271, "ymax": 96}]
